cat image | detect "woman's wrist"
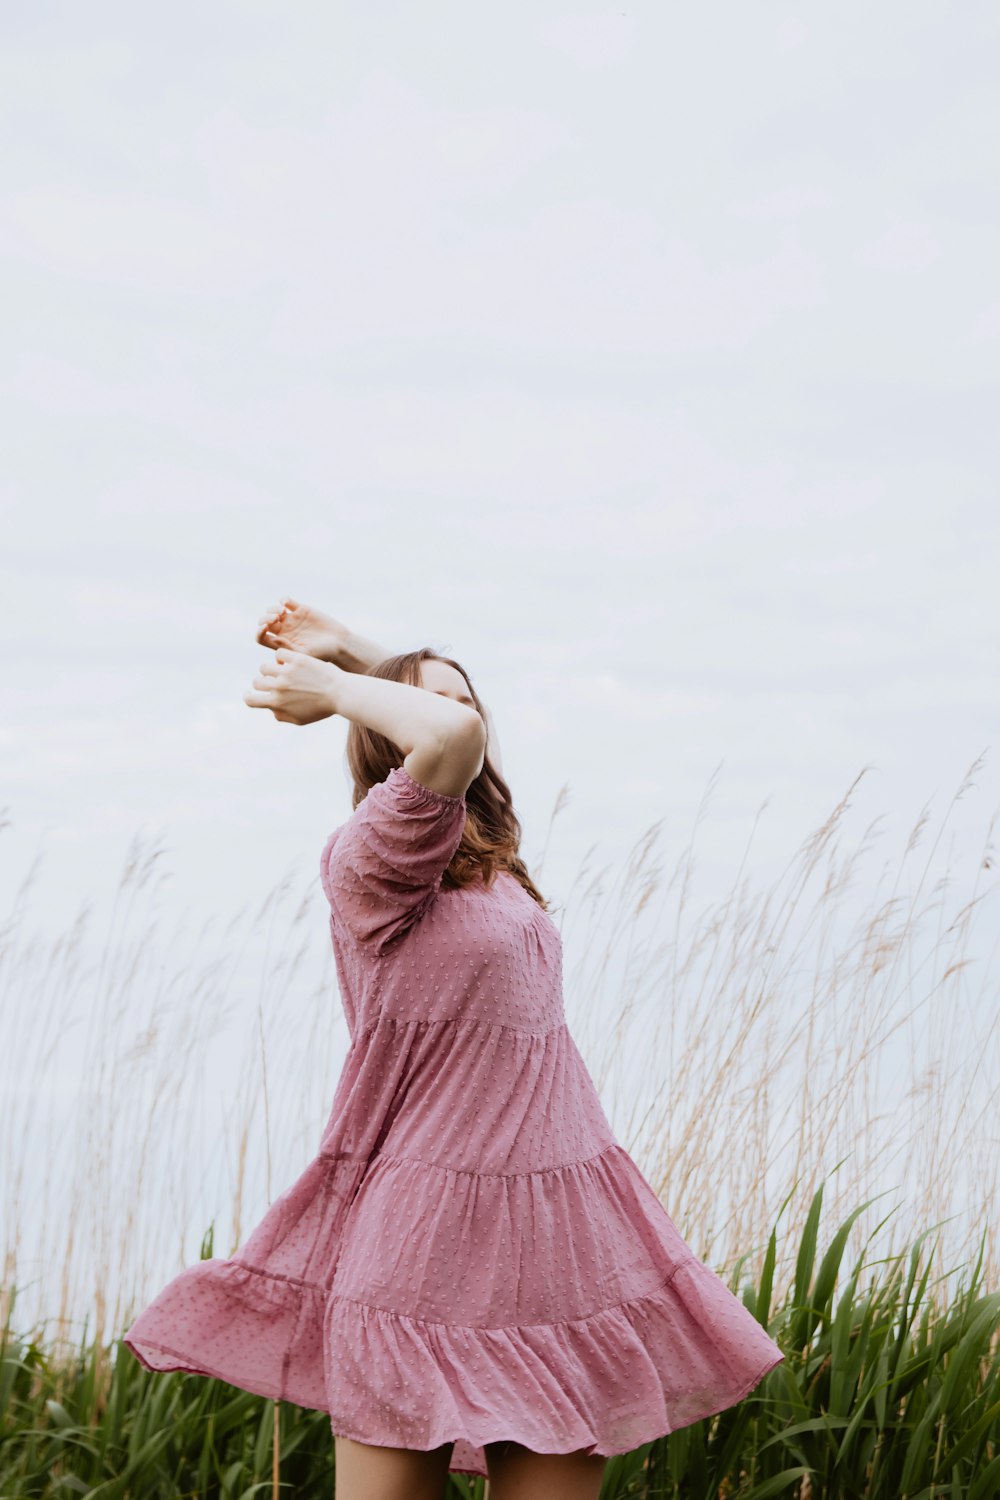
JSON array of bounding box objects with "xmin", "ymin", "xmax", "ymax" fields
[
  {"xmin": 318, "ymin": 659, "xmax": 348, "ymax": 716},
  {"xmin": 333, "ymin": 627, "xmax": 394, "ymax": 675}
]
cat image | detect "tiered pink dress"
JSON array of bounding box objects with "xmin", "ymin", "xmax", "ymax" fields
[{"xmin": 123, "ymin": 764, "xmax": 784, "ymax": 1477}]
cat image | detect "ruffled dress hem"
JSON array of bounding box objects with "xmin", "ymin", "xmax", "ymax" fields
[{"xmin": 123, "ymin": 1249, "xmax": 784, "ymax": 1479}]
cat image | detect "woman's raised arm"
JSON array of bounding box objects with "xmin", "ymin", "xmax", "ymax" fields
[
  {"xmin": 255, "ymin": 596, "xmax": 503, "ymax": 776},
  {"xmin": 244, "ymin": 649, "xmax": 485, "ymax": 800}
]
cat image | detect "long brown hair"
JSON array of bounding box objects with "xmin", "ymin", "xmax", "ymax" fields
[{"xmin": 344, "ymin": 647, "xmax": 553, "ymax": 913}]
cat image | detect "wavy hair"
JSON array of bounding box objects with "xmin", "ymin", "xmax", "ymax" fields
[{"xmin": 344, "ymin": 648, "xmax": 552, "ymax": 913}]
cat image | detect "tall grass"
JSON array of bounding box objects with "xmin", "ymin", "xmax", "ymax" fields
[{"xmin": 1, "ymin": 758, "xmax": 998, "ymax": 1495}]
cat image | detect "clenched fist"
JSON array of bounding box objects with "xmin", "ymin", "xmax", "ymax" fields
[{"xmin": 243, "ymin": 647, "xmax": 339, "ymax": 726}]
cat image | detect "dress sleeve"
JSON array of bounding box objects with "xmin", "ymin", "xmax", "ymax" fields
[{"xmin": 320, "ymin": 764, "xmax": 468, "ymax": 955}]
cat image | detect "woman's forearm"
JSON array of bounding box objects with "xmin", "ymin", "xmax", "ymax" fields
[
  {"xmin": 331, "ymin": 626, "xmax": 394, "ymax": 674},
  {"xmin": 326, "ymin": 662, "xmax": 483, "ymax": 753}
]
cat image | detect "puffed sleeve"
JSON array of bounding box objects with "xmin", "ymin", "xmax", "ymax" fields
[{"xmin": 320, "ymin": 764, "xmax": 468, "ymax": 954}]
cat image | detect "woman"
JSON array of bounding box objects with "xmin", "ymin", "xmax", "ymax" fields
[{"xmin": 123, "ymin": 597, "xmax": 784, "ymax": 1500}]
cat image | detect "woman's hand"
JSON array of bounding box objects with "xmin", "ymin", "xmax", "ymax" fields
[
  {"xmin": 243, "ymin": 648, "xmax": 341, "ymax": 726},
  {"xmin": 255, "ymin": 597, "xmax": 346, "ymax": 663}
]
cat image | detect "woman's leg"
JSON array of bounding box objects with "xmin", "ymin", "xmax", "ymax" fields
[
  {"xmin": 333, "ymin": 1434, "xmax": 454, "ymax": 1500},
  {"xmin": 483, "ymin": 1439, "xmax": 606, "ymax": 1500}
]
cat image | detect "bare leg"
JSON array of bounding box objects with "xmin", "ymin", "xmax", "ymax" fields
[
  {"xmin": 484, "ymin": 1439, "xmax": 606, "ymax": 1500},
  {"xmin": 333, "ymin": 1434, "xmax": 453, "ymax": 1500}
]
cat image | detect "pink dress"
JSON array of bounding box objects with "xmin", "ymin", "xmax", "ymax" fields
[{"xmin": 123, "ymin": 764, "xmax": 784, "ymax": 1478}]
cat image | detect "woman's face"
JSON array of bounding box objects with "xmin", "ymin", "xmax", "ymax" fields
[{"xmin": 417, "ymin": 658, "xmax": 478, "ymax": 715}]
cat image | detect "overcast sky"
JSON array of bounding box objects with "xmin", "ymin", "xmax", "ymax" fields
[{"xmin": 3, "ymin": 2, "xmax": 999, "ymax": 1326}]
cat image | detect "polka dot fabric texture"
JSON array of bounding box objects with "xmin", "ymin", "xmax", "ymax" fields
[{"xmin": 123, "ymin": 764, "xmax": 784, "ymax": 1477}]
